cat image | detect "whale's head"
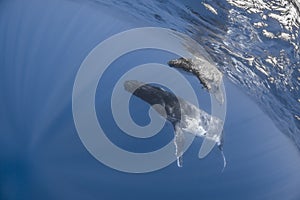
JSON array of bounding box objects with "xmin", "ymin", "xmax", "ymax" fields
[
  {"xmin": 124, "ymin": 80, "xmax": 166, "ymax": 105},
  {"xmin": 168, "ymin": 57, "xmax": 193, "ymax": 72},
  {"xmin": 124, "ymin": 80, "xmax": 181, "ymax": 123}
]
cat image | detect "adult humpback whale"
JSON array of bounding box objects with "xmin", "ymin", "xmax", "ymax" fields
[
  {"xmin": 168, "ymin": 57, "xmax": 224, "ymax": 104},
  {"xmin": 124, "ymin": 80, "xmax": 225, "ymax": 168}
]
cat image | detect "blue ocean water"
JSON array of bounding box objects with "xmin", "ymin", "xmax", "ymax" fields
[{"xmin": 0, "ymin": 0, "xmax": 300, "ymax": 200}]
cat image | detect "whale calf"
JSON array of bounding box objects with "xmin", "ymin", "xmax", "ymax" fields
[
  {"xmin": 168, "ymin": 57, "xmax": 224, "ymax": 104},
  {"xmin": 124, "ymin": 80, "xmax": 225, "ymax": 168}
]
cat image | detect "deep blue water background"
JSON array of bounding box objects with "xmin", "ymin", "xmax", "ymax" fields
[{"xmin": 1, "ymin": 0, "xmax": 300, "ymax": 200}]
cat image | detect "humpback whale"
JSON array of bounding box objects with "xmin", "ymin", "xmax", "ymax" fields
[
  {"xmin": 168, "ymin": 57, "xmax": 224, "ymax": 104},
  {"xmin": 124, "ymin": 80, "xmax": 225, "ymax": 168}
]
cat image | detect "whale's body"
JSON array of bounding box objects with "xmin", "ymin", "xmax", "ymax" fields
[
  {"xmin": 168, "ymin": 57, "xmax": 224, "ymax": 104},
  {"xmin": 124, "ymin": 80, "xmax": 224, "ymax": 167}
]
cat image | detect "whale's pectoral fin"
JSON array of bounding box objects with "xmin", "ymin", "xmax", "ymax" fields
[
  {"xmin": 174, "ymin": 123, "xmax": 185, "ymax": 167},
  {"xmin": 199, "ymin": 132, "xmax": 227, "ymax": 171},
  {"xmin": 217, "ymin": 133, "xmax": 226, "ymax": 171},
  {"xmin": 198, "ymin": 138, "xmax": 216, "ymax": 159}
]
